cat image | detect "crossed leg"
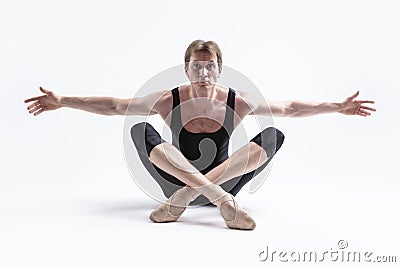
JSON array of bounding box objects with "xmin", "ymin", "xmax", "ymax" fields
[
  {"xmin": 147, "ymin": 141, "xmax": 264, "ymax": 230},
  {"xmin": 130, "ymin": 122, "xmax": 284, "ymax": 229}
]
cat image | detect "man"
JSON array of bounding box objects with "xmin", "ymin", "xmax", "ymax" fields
[{"xmin": 24, "ymin": 40, "xmax": 376, "ymax": 230}]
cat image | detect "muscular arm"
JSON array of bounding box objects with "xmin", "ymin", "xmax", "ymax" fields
[
  {"xmin": 25, "ymin": 87, "xmax": 170, "ymax": 117},
  {"xmin": 264, "ymin": 100, "xmax": 341, "ymax": 117},
  {"xmin": 59, "ymin": 96, "xmax": 123, "ymax": 116},
  {"xmin": 61, "ymin": 90, "xmax": 169, "ymax": 116},
  {"xmin": 236, "ymin": 90, "xmax": 376, "ymax": 118}
]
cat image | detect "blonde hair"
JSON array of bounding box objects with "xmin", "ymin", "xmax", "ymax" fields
[{"xmin": 184, "ymin": 40, "xmax": 222, "ymax": 70}]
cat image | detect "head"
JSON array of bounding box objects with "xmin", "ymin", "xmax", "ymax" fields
[{"xmin": 184, "ymin": 40, "xmax": 222, "ymax": 90}]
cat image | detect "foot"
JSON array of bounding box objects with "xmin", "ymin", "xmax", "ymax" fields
[
  {"xmin": 213, "ymin": 193, "xmax": 256, "ymax": 230},
  {"xmin": 149, "ymin": 186, "xmax": 198, "ymax": 223}
]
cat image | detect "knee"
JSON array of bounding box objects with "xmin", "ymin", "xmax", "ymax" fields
[
  {"xmin": 250, "ymin": 127, "xmax": 285, "ymax": 157},
  {"xmin": 130, "ymin": 122, "xmax": 146, "ymax": 146},
  {"xmin": 130, "ymin": 122, "xmax": 154, "ymax": 153},
  {"xmin": 131, "ymin": 122, "xmax": 165, "ymax": 157},
  {"xmin": 130, "ymin": 122, "xmax": 158, "ymax": 140},
  {"xmin": 130, "ymin": 122, "xmax": 149, "ymax": 138}
]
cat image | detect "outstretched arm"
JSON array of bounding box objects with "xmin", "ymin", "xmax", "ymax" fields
[
  {"xmin": 24, "ymin": 87, "xmax": 169, "ymax": 116},
  {"xmin": 237, "ymin": 90, "xmax": 376, "ymax": 118}
]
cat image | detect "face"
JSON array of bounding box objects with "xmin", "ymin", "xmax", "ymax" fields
[{"xmin": 185, "ymin": 51, "xmax": 221, "ymax": 90}]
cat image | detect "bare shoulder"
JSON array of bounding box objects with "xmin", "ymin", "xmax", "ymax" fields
[
  {"xmin": 151, "ymin": 89, "xmax": 172, "ymax": 104},
  {"xmin": 121, "ymin": 89, "xmax": 172, "ymax": 116},
  {"xmin": 153, "ymin": 89, "xmax": 173, "ymax": 115},
  {"xmin": 233, "ymin": 90, "xmax": 257, "ymax": 117},
  {"xmin": 234, "ymin": 89, "xmax": 257, "ymax": 100},
  {"xmin": 234, "ymin": 89, "xmax": 287, "ymax": 116}
]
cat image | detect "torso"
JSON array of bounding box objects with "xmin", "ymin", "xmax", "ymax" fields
[
  {"xmin": 164, "ymin": 85, "xmax": 236, "ymax": 173},
  {"xmin": 158, "ymin": 84, "xmax": 233, "ymax": 132}
]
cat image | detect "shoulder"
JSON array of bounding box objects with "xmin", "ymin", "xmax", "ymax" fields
[
  {"xmin": 153, "ymin": 89, "xmax": 174, "ymax": 115},
  {"xmin": 155, "ymin": 89, "xmax": 173, "ymax": 103},
  {"xmin": 233, "ymin": 89, "xmax": 275, "ymax": 117},
  {"xmin": 233, "ymin": 90, "xmax": 255, "ymax": 112}
]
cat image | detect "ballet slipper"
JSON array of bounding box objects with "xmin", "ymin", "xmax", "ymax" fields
[
  {"xmin": 149, "ymin": 187, "xmax": 196, "ymax": 223},
  {"xmin": 213, "ymin": 193, "xmax": 256, "ymax": 230}
]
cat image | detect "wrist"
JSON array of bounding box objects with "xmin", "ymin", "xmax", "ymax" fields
[
  {"xmin": 59, "ymin": 96, "xmax": 68, "ymax": 107},
  {"xmin": 335, "ymin": 102, "xmax": 344, "ymax": 114}
]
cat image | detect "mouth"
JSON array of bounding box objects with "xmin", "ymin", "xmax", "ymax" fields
[{"xmin": 194, "ymin": 80, "xmax": 211, "ymax": 84}]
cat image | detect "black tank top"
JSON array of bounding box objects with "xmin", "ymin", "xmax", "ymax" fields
[{"xmin": 170, "ymin": 87, "xmax": 236, "ymax": 175}]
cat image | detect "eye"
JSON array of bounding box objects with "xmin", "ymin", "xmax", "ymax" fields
[
  {"xmin": 192, "ymin": 63, "xmax": 201, "ymax": 70},
  {"xmin": 206, "ymin": 64, "xmax": 216, "ymax": 71}
]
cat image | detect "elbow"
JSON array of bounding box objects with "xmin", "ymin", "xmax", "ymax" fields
[
  {"xmin": 113, "ymin": 107, "xmax": 125, "ymax": 116},
  {"xmin": 283, "ymin": 105, "xmax": 296, "ymax": 117},
  {"xmin": 270, "ymin": 102, "xmax": 296, "ymax": 117},
  {"xmin": 112, "ymin": 99, "xmax": 127, "ymax": 116}
]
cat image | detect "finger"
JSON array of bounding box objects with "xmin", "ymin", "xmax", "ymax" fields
[
  {"xmin": 359, "ymin": 108, "xmax": 371, "ymax": 115},
  {"xmin": 29, "ymin": 105, "xmax": 42, "ymax": 114},
  {"xmin": 24, "ymin": 96, "xmax": 44, "ymax": 103},
  {"xmin": 357, "ymin": 100, "xmax": 375, "ymax": 104},
  {"xmin": 348, "ymin": 90, "xmax": 359, "ymax": 100},
  {"xmin": 33, "ymin": 108, "xmax": 44, "ymax": 116},
  {"xmin": 360, "ymin": 105, "xmax": 376, "ymax": 112},
  {"xmin": 40, "ymin": 86, "xmax": 51, "ymax": 95},
  {"xmin": 27, "ymin": 101, "xmax": 40, "ymax": 110}
]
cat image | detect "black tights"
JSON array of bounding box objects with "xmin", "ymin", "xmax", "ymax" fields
[{"xmin": 130, "ymin": 122, "xmax": 284, "ymax": 203}]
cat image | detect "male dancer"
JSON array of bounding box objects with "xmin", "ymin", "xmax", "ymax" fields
[{"xmin": 24, "ymin": 40, "xmax": 376, "ymax": 230}]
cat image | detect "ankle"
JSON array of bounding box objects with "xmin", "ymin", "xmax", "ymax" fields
[
  {"xmin": 196, "ymin": 184, "xmax": 227, "ymax": 203},
  {"xmin": 181, "ymin": 186, "xmax": 198, "ymax": 200}
]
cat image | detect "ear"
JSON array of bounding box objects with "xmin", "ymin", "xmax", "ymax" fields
[
  {"xmin": 217, "ymin": 67, "xmax": 222, "ymax": 78},
  {"xmin": 184, "ymin": 65, "xmax": 189, "ymax": 78}
]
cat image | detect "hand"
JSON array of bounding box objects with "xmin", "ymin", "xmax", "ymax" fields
[
  {"xmin": 24, "ymin": 87, "xmax": 62, "ymax": 116},
  {"xmin": 339, "ymin": 91, "xmax": 376, "ymax": 116}
]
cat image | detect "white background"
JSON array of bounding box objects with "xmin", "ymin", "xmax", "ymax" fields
[{"xmin": 1, "ymin": 0, "xmax": 399, "ymax": 266}]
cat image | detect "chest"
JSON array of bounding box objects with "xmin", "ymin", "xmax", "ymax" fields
[{"xmin": 180, "ymin": 104, "xmax": 227, "ymax": 133}]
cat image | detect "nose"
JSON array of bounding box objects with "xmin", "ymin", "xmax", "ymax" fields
[{"xmin": 199, "ymin": 66, "xmax": 208, "ymax": 77}]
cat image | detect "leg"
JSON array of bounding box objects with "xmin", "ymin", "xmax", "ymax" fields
[
  {"xmin": 130, "ymin": 122, "xmax": 185, "ymax": 198},
  {"xmin": 131, "ymin": 122, "xmax": 256, "ymax": 229},
  {"xmin": 149, "ymin": 141, "xmax": 256, "ymax": 229},
  {"xmin": 190, "ymin": 127, "xmax": 285, "ymax": 203},
  {"xmin": 130, "ymin": 123, "xmax": 241, "ymax": 224},
  {"xmin": 131, "ymin": 123, "xmax": 283, "ymax": 229},
  {"xmin": 131, "ymin": 123, "xmax": 283, "ymax": 198},
  {"xmin": 145, "ymin": 127, "xmax": 284, "ymax": 230},
  {"xmin": 148, "ymin": 142, "xmax": 230, "ymax": 200},
  {"xmin": 131, "ymin": 122, "xmax": 232, "ymax": 205},
  {"xmin": 131, "ymin": 122, "xmax": 205, "ymax": 219},
  {"xmin": 220, "ymin": 126, "xmax": 285, "ymax": 195}
]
